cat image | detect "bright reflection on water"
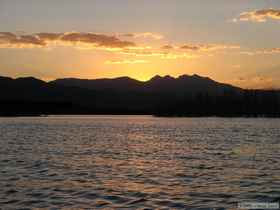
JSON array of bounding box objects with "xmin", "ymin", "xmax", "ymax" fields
[{"xmin": 0, "ymin": 116, "xmax": 280, "ymax": 209}]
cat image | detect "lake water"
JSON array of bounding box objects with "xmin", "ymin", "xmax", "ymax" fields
[{"xmin": 0, "ymin": 116, "xmax": 279, "ymax": 210}]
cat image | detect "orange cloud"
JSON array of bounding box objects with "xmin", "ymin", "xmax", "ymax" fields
[{"xmin": 234, "ymin": 9, "xmax": 280, "ymax": 22}]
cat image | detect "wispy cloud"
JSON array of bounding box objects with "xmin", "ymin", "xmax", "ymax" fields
[
  {"xmin": 161, "ymin": 53, "xmax": 200, "ymax": 60},
  {"xmin": 119, "ymin": 42, "xmax": 239, "ymax": 60},
  {"xmin": 105, "ymin": 59, "xmax": 149, "ymax": 64},
  {"xmin": 241, "ymin": 48, "xmax": 280, "ymax": 55},
  {"xmin": 180, "ymin": 44, "xmax": 240, "ymax": 51},
  {"xmin": 158, "ymin": 43, "xmax": 240, "ymax": 52},
  {"xmin": 120, "ymin": 48, "xmax": 200, "ymax": 60},
  {"xmin": 234, "ymin": 8, "xmax": 280, "ymax": 22},
  {"xmin": 231, "ymin": 76, "xmax": 275, "ymax": 89}
]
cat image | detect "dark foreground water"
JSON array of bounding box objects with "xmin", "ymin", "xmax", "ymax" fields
[{"xmin": 0, "ymin": 116, "xmax": 279, "ymax": 210}]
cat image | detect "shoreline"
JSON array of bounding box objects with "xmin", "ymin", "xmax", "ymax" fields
[{"xmin": 1, "ymin": 113, "xmax": 280, "ymax": 118}]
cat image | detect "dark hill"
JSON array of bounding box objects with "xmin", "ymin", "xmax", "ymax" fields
[
  {"xmin": 0, "ymin": 74, "xmax": 279, "ymax": 117},
  {"xmin": 51, "ymin": 76, "xmax": 143, "ymax": 91}
]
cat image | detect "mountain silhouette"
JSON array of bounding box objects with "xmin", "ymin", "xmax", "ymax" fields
[
  {"xmin": 52, "ymin": 74, "xmax": 241, "ymax": 94},
  {"xmin": 0, "ymin": 74, "xmax": 279, "ymax": 117}
]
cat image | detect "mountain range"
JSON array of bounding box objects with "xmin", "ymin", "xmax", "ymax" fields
[{"xmin": 0, "ymin": 74, "xmax": 279, "ymax": 117}]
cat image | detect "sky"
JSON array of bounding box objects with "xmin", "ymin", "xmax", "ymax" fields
[{"xmin": 0, "ymin": 0, "xmax": 280, "ymax": 89}]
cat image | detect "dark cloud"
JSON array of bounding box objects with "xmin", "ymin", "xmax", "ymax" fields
[
  {"xmin": 0, "ymin": 32, "xmax": 45, "ymax": 47},
  {"xmin": 0, "ymin": 32, "xmax": 17, "ymax": 39},
  {"xmin": 17, "ymin": 35, "xmax": 45, "ymax": 46},
  {"xmin": 180, "ymin": 45, "xmax": 200, "ymax": 51},
  {"xmin": 0, "ymin": 32, "xmax": 136, "ymax": 49},
  {"xmin": 36, "ymin": 33, "xmax": 62, "ymax": 41},
  {"xmin": 60, "ymin": 32, "xmax": 135, "ymax": 48},
  {"xmin": 122, "ymin": 33, "xmax": 135, "ymax": 38}
]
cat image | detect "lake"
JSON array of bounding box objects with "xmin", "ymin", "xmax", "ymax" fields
[{"xmin": 0, "ymin": 116, "xmax": 279, "ymax": 209}]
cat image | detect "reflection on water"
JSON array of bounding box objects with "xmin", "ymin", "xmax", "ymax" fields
[{"xmin": 0, "ymin": 116, "xmax": 280, "ymax": 209}]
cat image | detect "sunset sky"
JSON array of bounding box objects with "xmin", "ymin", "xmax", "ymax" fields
[{"xmin": 0, "ymin": 0, "xmax": 280, "ymax": 89}]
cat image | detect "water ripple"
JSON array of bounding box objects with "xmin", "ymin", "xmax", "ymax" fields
[{"xmin": 0, "ymin": 116, "xmax": 279, "ymax": 209}]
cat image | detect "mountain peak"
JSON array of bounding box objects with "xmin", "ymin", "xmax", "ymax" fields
[
  {"xmin": 178, "ymin": 74, "xmax": 190, "ymax": 79},
  {"xmin": 150, "ymin": 75, "xmax": 175, "ymax": 82},
  {"xmin": 163, "ymin": 75, "xmax": 175, "ymax": 80},
  {"xmin": 150, "ymin": 75, "xmax": 162, "ymax": 81}
]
